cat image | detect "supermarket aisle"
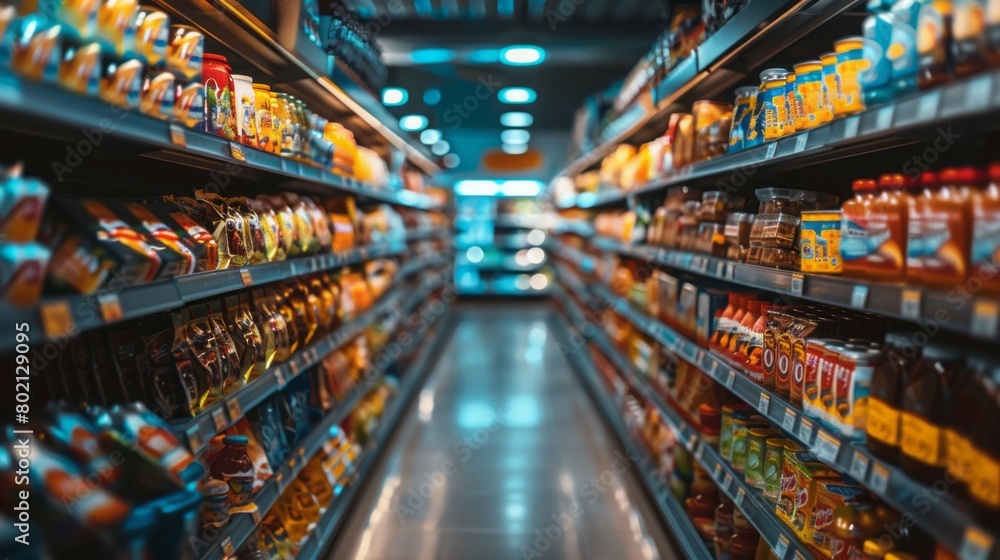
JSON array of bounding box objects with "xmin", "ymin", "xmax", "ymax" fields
[{"xmin": 328, "ymin": 303, "xmax": 678, "ymax": 560}]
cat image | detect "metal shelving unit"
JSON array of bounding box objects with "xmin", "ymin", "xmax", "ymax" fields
[
  {"xmin": 578, "ymin": 275, "xmax": 999, "ymax": 560},
  {"xmin": 587, "ymin": 236, "xmax": 1000, "ymax": 342},
  {"xmin": 554, "ymin": 284, "xmax": 813, "ymax": 560},
  {"xmin": 561, "ymin": 70, "xmax": 1000, "ymax": 209}
]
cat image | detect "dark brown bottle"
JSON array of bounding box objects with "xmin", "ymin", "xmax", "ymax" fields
[
  {"xmin": 945, "ymin": 356, "xmax": 991, "ymax": 499},
  {"xmin": 867, "ymin": 333, "xmax": 912, "ymax": 463},
  {"xmin": 900, "ymin": 342, "xmax": 963, "ymax": 483},
  {"xmin": 970, "ymin": 359, "xmax": 1000, "ymax": 522}
]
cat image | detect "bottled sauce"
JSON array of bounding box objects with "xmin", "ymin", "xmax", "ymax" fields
[
  {"xmin": 911, "ymin": 167, "xmax": 978, "ymax": 288},
  {"xmin": 831, "ymin": 503, "xmax": 882, "ymax": 560},
  {"xmin": 211, "ymin": 435, "xmax": 256, "ymax": 506},
  {"xmin": 917, "ymin": 0, "xmax": 954, "ymax": 88},
  {"xmin": 841, "ymin": 178, "xmax": 879, "ymax": 278},
  {"xmin": 946, "ymin": 356, "xmax": 990, "ymax": 498},
  {"xmin": 971, "ymin": 163, "xmax": 1000, "ymax": 294},
  {"xmin": 868, "ymin": 333, "xmax": 912, "ymax": 463},
  {"xmin": 968, "ymin": 357, "xmax": 1000, "ymax": 520},
  {"xmin": 906, "ymin": 171, "xmax": 938, "ymax": 275},
  {"xmin": 952, "ymin": 0, "xmax": 989, "ymax": 77},
  {"xmin": 900, "ymin": 343, "xmax": 963, "ymax": 483},
  {"xmin": 871, "ymin": 174, "xmax": 909, "ymax": 278},
  {"xmin": 714, "ymin": 496, "xmax": 734, "ymax": 560}
]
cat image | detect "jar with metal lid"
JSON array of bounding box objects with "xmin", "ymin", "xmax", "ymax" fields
[{"xmin": 202, "ymin": 53, "xmax": 236, "ymax": 139}]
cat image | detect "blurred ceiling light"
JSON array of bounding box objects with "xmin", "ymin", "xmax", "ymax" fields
[
  {"xmin": 501, "ymin": 129, "xmax": 530, "ymax": 144},
  {"xmin": 498, "ymin": 87, "xmax": 536, "ymax": 104},
  {"xmin": 432, "ymin": 140, "xmax": 450, "ymax": 156},
  {"xmin": 530, "ymin": 274, "xmax": 549, "ymax": 290},
  {"xmin": 527, "ymin": 229, "xmax": 546, "ymax": 245},
  {"xmin": 500, "ymin": 45, "xmax": 546, "ymax": 66},
  {"xmin": 420, "ymin": 129, "xmax": 442, "ymax": 144},
  {"xmin": 410, "ymin": 48, "xmax": 455, "ymax": 64},
  {"xmin": 501, "ymin": 112, "xmax": 533, "ymax": 127},
  {"xmin": 443, "ymin": 153, "xmax": 461, "ymax": 168},
  {"xmin": 399, "ymin": 114, "xmax": 429, "ymax": 131},
  {"xmin": 502, "ymin": 143, "xmax": 529, "ymax": 155},
  {"xmin": 381, "ymin": 88, "xmax": 408, "ymax": 106}
]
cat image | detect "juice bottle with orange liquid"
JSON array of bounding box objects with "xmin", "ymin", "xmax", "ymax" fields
[
  {"xmin": 971, "ymin": 163, "xmax": 1000, "ymax": 295},
  {"xmin": 912, "ymin": 167, "xmax": 979, "ymax": 288},
  {"xmin": 841, "ymin": 179, "xmax": 879, "ymax": 278}
]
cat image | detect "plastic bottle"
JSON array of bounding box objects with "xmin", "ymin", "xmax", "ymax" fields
[
  {"xmin": 900, "ymin": 343, "xmax": 963, "ymax": 483},
  {"xmin": 970, "ymin": 162, "xmax": 1000, "ymax": 294},
  {"xmin": 890, "ymin": 0, "xmax": 922, "ymax": 96},
  {"xmin": 917, "ymin": 167, "xmax": 979, "ymax": 288},
  {"xmin": 868, "ymin": 333, "xmax": 912, "ymax": 463},
  {"xmin": 863, "ymin": 2, "xmax": 897, "ymax": 105},
  {"xmin": 952, "ymin": 0, "xmax": 989, "ymax": 77},
  {"xmin": 969, "ymin": 360, "xmax": 1000, "ymax": 521},
  {"xmin": 841, "ymin": 178, "xmax": 879, "ymax": 278},
  {"xmin": 917, "ymin": 0, "xmax": 955, "ymax": 88},
  {"xmin": 906, "ymin": 171, "xmax": 938, "ymax": 276}
]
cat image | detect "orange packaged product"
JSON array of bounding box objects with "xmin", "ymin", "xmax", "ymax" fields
[
  {"xmin": 971, "ymin": 163, "xmax": 1000, "ymax": 294},
  {"xmin": 840, "ymin": 178, "xmax": 883, "ymax": 279},
  {"xmin": 0, "ymin": 168, "xmax": 50, "ymax": 242},
  {"xmin": 810, "ymin": 481, "xmax": 867, "ymax": 557},
  {"xmin": 907, "ymin": 167, "xmax": 978, "ymax": 288}
]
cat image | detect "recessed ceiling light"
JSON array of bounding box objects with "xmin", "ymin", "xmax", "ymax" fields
[
  {"xmin": 502, "ymin": 143, "xmax": 529, "ymax": 155},
  {"xmin": 498, "ymin": 87, "xmax": 536, "ymax": 104},
  {"xmin": 501, "ymin": 129, "xmax": 530, "ymax": 144},
  {"xmin": 420, "ymin": 129, "xmax": 442, "ymax": 144},
  {"xmin": 399, "ymin": 114, "xmax": 429, "ymax": 131},
  {"xmin": 432, "ymin": 140, "xmax": 450, "ymax": 156},
  {"xmin": 382, "ymin": 88, "xmax": 408, "ymax": 106},
  {"xmin": 500, "ymin": 180, "xmax": 543, "ymax": 197},
  {"xmin": 500, "ymin": 45, "xmax": 546, "ymax": 66},
  {"xmin": 501, "ymin": 112, "xmax": 533, "ymax": 128}
]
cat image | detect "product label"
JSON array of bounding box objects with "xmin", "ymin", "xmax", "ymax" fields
[
  {"xmin": 763, "ymin": 328, "xmax": 778, "ymax": 383},
  {"xmin": 946, "ymin": 429, "xmax": 974, "ymax": 483},
  {"xmin": 798, "ymin": 73, "xmax": 832, "ymax": 126},
  {"xmin": 764, "ymin": 445, "xmax": 783, "ymax": 500},
  {"xmin": 971, "ymin": 447, "xmax": 1000, "ymax": 508},
  {"xmin": 901, "ymin": 412, "xmax": 945, "ymax": 466},
  {"xmin": 866, "ymin": 398, "xmax": 901, "ymax": 446},
  {"xmin": 777, "ymin": 332, "xmax": 794, "ymax": 396},
  {"xmin": 835, "ymin": 52, "xmax": 869, "ymax": 114},
  {"xmin": 762, "ymin": 87, "xmax": 789, "ymax": 140},
  {"xmin": 973, "ymin": 211, "xmax": 1000, "ymax": 266}
]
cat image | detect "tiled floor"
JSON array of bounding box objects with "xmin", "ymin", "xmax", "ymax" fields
[{"xmin": 326, "ymin": 303, "xmax": 678, "ymax": 560}]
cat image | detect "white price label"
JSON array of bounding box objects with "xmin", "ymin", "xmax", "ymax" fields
[
  {"xmin": 782, "ymin": 408, "xmax": 796, "ymax": 432},
  {"xmin": 917, "ymin": 92, "xmax": 940, "ymax": 121},
  {"xmin": 901, "ymin": 289, "xmax": 922, "ymax": 319},
  {"xmin": 735, "ymin": 487, "xmax": 746, "ymax": 509},
  {"xmin": 220, "ymin": 536, "xmax": 234, "ymax": 556},
  {"xmin": 697, "ymin": 258, "xmax": 709, "ymax": 274},
  {"xmin": 774, "ymin": 535, "xmax": 790, "ymax": 559},
  {"xmin": 275, "ymin": 369, "xmax": 287, "ymax": 388},
  {"xmin": 211, "ymin": 408, "xmax": 228, "ymax": 432},
  {"xmin": 715, "ymin": 261, "xmax": 726, "ymax": 277},
  {"xmin": 790, "ymin": 274, "xmax": 804, "ymax": 297},
  {"xmin": 765, "ymin": 142, "xmax": 778, "ymax": 159},
  {"xmin": 713, "ymin": 463, "xmax": 723, "ymax": 480},
  {"xmin": 793, "ymin": 133, "xmax": 809, "ymax": 153},
  {"xmin": 799, "ymin": 418, "xmax": 814, "ymax": 444},
  {"xmin": 229, "ymin": 142, "xmax": 247, "ymax": 161},
  {"xmin": 185, "ymin": 425, "xmax": 203, "ymax": 451},
  {"xmin": 843, "ymin": 116, "xmax": 860, "ymax": 138},
  {"xmin": 869, "ymin": 463, "xmax": 890, "ymax": 494},
  {"xmin": 758, "ymin": 393, "xmax": 771, "ymax": 415},
  {"xmin": 959, "ymin": 527, "xmax": 994, "ymax": 560},
  {"xmin": 169, "ymin": 123, "xmax": 187, "ymax": 147},
  {"xmin": 851, "ymin": 285, "xmax": 869, "ymax": 308},
  {"xmin": 876, "ymin": 106, "xmax": 894, "ymax": 130},
  {"xmin": 812, "ymin": 431, "xmax": 840, "ymax": 463},
  {"xmin": 725, "ymin": 262, "xmax": 735, "ymax": 281},
  {"xmin": 726, "ymin": 370, "xmax": 736, "ymax": 388},
  {"xmin": 971, "ymin": 301, "xmax": 1000, "ymax": 338},
  {"xmin": 723, "ymin": 473, "xmax": 733, "ymax": 491},
  {"xmin": 849, "ymin": 451, "xmax": 870, "ymax": 481},
  {"xmin": 98, "ymin": 293, "xmax": 123, "ymax": 323},
  {"xmin": 239, "ymin": 268, "xmax": 253, "ymax": 286},
  {"xmin": 226, "ymin": 398, "xmax": 243, "ymax": 420},
  {"xmin": 695, "ymin": 442, "xmax": 706, "ymax": 461},
  {"xmin": 966, "ymin": 76, "xmax": 993, "ymax": 110}
]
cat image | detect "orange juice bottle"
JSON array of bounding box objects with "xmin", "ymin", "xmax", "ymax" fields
[
  {"xmin": 907, "ymin": 171, "xmax": 938, "ymax": 276},
  {"xmin": 868, "ymin": 174, "xmax": 909, "ymax": 279},
  {"xmin": 971, "ymin": 163, "xmax": 1000, "ymax": 295},
  {"xmin": 915, "ymin": 167, "xmax": 979, "ymax": 288},
  {"xmin": 841, "ymin": 178, "xmax": 879, "ymax": 278}
]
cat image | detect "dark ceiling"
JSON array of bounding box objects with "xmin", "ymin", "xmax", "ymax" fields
[{"xmin": 342, "ymin": 0, "xmax": 669, "ymax": 133}]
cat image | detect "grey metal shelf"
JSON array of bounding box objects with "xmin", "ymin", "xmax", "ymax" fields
[
  {"xmin": 0, "ymin": 71, "xmax": 442, "ymax": 209},
  {"xmin": 559, "ymin": 0, "xmax": 862, "ymax": 179},
  {"xmin": 552, "ymin": 292, "xmax": 714, "ymax": 560},
  {"xmin": 585, "ymin": 279, "xmax": 999, "ymax": 560},
  {"xmin": 554, "ymin": 285, "xmax": 812, "ymax": 560},
  {"xmin": 586, "ymin": 236, "xmax": 1000, "ymax": 343},
  {"xmin": 562, "ymin": 69, "xmax": 1000, "ymax": 209}
]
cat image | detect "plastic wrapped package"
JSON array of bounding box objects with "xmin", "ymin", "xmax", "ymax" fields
[
  {"xmin": 0, "ymin": 165, "xmax": 50, "ymax": 242},
  {"xmin": 755, "ymin": 188, "xmax": 840, "ymax": 215},
  {"xmin": 226, "ymin": 197, "xmax": 267, "ymax": 265},
  {"xmin": 223, "ymin": 293, "xmax": 262, "ymax": 382},
  {"xmin": 749, "ymin": 213, "xmax": 801, "ymax": 249},
  {"xmin": 249, "ymin": 197, "xmax": 281, "ymax": 262},
  {"xmin": 0, "ymin": 242, "xmax": 50, "ymax": 305},
  {"xmin": 698, "ymin": 191, "xmax": 746, "ymax": 222},
  {"xmin": 692, "ymin": 100, "xmax": 733, "ymax": 162},
  {"xmin": 671, "ymin": 114, "xmax": 695, "ymax": 170},
  {"xmin": 724, "ymin": 213, "xmax": 755, "ymax": 262}
]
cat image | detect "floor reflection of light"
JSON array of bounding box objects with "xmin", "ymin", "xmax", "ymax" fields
[
  {"xmin": 528, "ymin": 323, "xmax": 547, "ymax": 345},
  {"xmin": 353, "ymin": 477, "xmax": 401, "ymax": 560},
  {"xmin": 505, "ymin": 502, "xmax": 526, "ymax": 520},
  {"xmin": 525, "ymin": 347, "xmax": 542, "ymax": 363},
  {"xmin": 418, "ymin": 389, "xmax": 435, "ymax": 422},
  {"xmin": 457, "ymin": 401, "xmax": 500, "ymax": 429},
  {"xmin": 502, "ymin": 395, "xmax": 540, "ymax": 427}
]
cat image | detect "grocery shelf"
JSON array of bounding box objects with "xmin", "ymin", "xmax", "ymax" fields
[
  {"xmin": 0, "ymin": 71, "xmax": 443, "ymax": 210},
  {"xmin": 560, "ymin": 69, "xmax": 1000, "ymax": 210},
  {"xmin": 296, "ymin": 302, "xmax": 455, "ymax": 560},
  {"xmin": 147, "ymin": 0, "xmax": 438, "ymax": 175},
  {"xmin": 585, "ymin": 279, "xmax": 999, "ymax": 560},
  {"xmin": 3, "ymin": 240, "xmax": 414, "ymax": 354},
  {"xmin": 587, "ymin": 236, "xmax": 1000, "ymax": 343},
  {"xmin": 553, "ymin": 243, "xmax": 597, "ymax": 275},
  {"xmin": 175, "ymin": 281, "xmax": 408, "ymax": 455},
  {"xmin": 552, "ymin": 292, "xmax": 713, "ymax": 560},
  {"xmin": 406, "ymin": 227, "xmax": 451, "ymax": 241},
  {"xmin": 399, "ymin": 252, "xmax": 452, "ymax": 278},
  {"xmin": 559, "ymin": 0, "xmax": 863, "ymax": 179},
  {"xmin": 550, "ymin": 219, "xmax": 594, "ymax": 238},
  {"xmin": 554, "ymin": 285, "xmax": 812, "ymax": 560}
]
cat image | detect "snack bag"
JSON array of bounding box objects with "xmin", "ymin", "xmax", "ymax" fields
[
  {"xmin": 207, "ymin": 300, "xmax": 244, "ymax": 393},
  {"xmin": 0, "ymin": 242, "xmax": 49, "ymax": 305},
  {"xmin": 250, "ymin": 197, "xmax": 281, "ymax": 262},
  {"xmin": 142, "ymin": 314, "xmax": 201, "ymax": 419},
  {"xmin": 224, "ymin": 293, "xmax": 261, "ymax": 382},
  {"xmin": 227, "ymin": 197, "xmax": 267, "ymax": 264},
  {"xmin": 0, "ymin": 165, "xmax": 50, "ymax": 242}
]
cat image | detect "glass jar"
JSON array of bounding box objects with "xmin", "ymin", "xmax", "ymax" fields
[
  {"xmin": 274, "ymin": 93, "xmax": 297, "ymax": 158},
  {"xmin": 202, "ymin": 53, "xmax": 236, "ymax": 140},
  {"xmin": 211, "ymin": 435, "xmax": 255, "ymax": 507},
  {"xmin": 253, "ymin": 84, "xmax": 279, "ymax": 154}
]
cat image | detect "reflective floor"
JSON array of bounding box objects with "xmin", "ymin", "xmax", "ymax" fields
[{"xmin": 327, "ymin": 303, "xmax": 678, "ymax": 560}]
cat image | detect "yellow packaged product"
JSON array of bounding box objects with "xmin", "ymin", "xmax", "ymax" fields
[{"xmin": 800, "ymin": 211, "xmax": 842, "ymax": 274}]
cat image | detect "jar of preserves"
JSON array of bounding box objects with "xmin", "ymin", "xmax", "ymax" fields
[
  {"xmin": 252, "ymin": 83, "xmax": 279, "ymax": 154},
  {"xmin": 202, "ymin": 53, "xmax": 236, "ymax": 140}
]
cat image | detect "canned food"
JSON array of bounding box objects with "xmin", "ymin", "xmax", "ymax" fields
[
  {"xmin": 133, "ymin": 7, "xmax": 168, "ymax": 67},
  {"xmin": 140, "ymin": 71, "xmax": 175, "ymax": 119},
  {"xmin": 763, "ymin": 437, "xmax": 788, "ymax": 503},
  {"xmin": 834, "ymin": 37, "xmax": 867, "ymax": 116},
  {"xmin": 99, "ymin": 58, "xmax": 142, "ymax": 109},
  {"xmin": 173, "ymin": 81, "xmax": 204, "ymax": 128},
  {"xmin": 746, "ymin": 428, "xmax": 779, "ymax": 489}
]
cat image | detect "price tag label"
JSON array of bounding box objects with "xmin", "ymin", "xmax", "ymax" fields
[
  {"xmin": 849, "ymin": 451, "xmax": 870, "ymax": 481},
  {"xmin": 40, "ymin": 301, "xmax": 76, "ymax": 339},
  {"xmin": 220, "ymin": 536, "xmax": 234, "ymax": 556},
  {"xmin": 799, "ymin": 418, "xmax": 814, "ymax": 444},
  {"xmin": 186, "ymin": 425, "xmax": 203, "ymax": 452},
  {"xmin": 966, "ymin": 75, "xmax": 993, "ymax": 110},
  {"xmin": 251, "ymin": 507, "xmax": 262, "ymax": 525},
  {"xmin": 812, "ymin": 430, "xmax": 840, "ymax": 463},
  {"xmin": 782, "ymin": 408, "xmax": 796, "ymax": 432},
  {"xmin": 765, "ymin": 142, "xmax": 778, "ymax": 159},
  {"xmin": 843, "ymin": 116, "xmax": 860, "ymax": 138},
  {"xmin": 211, "ymin": 408, "xmax": 228, "ymax": 432},
  {"xmin": 917, "ymin": 91, "xmax": 940, "ymax": 121},
  {"xmin": 97, "ymin": 292, "xmax": 124, "ymax": 323},
  {"xmin": 709, "ymin": 360, "xmax": 720, "ymax": 377},
  {"xmin": 723, "ymin": 473, "xmax": 733, "ymax": 491},
  {"xmin": 239, "ymin": 268, "xmax": 253, "ymax": 286},
  {"xmin": 697, "ymin": 257, "xmax": 709, "ymax": 274},
  {"xmin": 876, "ymin": 106, "xmax": 894, "ymax": 130},
  {"xmin": 735, "ymin": 487, "xmax": 747, "ymax": 509},
  {"xmin": 169, "ymin": 123, "xmax": 187, "ymax": 147},
  {"xmin": 725, "ymin": 262, "xmax": 735, "ymax": 281},
  {"xmin": 715, "ymin": 261, "xmax": 726, "ymax": 277},
  {"xmin": 275, "ymin": 368, "xmax": 287, "ymax": 388},
  {"xmin": 959, "ymin": 527, "xmax": 994, "ymax": 560},
  {"xmin": 226, "ymin": 398, "xmax": 243, "ymax": 420},
  {"xmin": 713, "ymin": 463, "xmax": 723, "ymax": 480},
  {"xmin": 794, "ymin": 552, "xmax": 808, "ymax": 560},
  {"xmin": 289, "ymin": 360, "xmax": 300, "ymax": 375},
  {"xmin": 901, "ymin": 289, "xmax": 921, "ymax": 319},
  {"xmin": 793, "ymin": 133, "xmax": 809, "ymax": 153},
  {"xmin": 758, "ymin": 393, "xmax": 771, "ymax": 415},
  {"xmin": 790, "ymin": 274, "xmax": 804, "ymax": 297},
  {"xmin": 971, "ymin": 300, "xmax": 1000, "ymax": 338},
  {"xmin": 774, "ymin": 535, "xmax": 790, "ymax": 559},
  {"xmin": 726, "ymin": 370, "xmax": 736, "ymax": 388},
  {"xmin": 851, "ymin": 285, "xmax": 869, "ymax": 308},
  {"xmin": 869, "ymin": 463, "xmax": 890, "ymax": 494},
  {"xmin": 695, "ymin": 441, "xmax": 706, "ymax": 461},
  {"xmin": 229, "ymin": 142, "xmax": 246, "ymax": 161}
]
